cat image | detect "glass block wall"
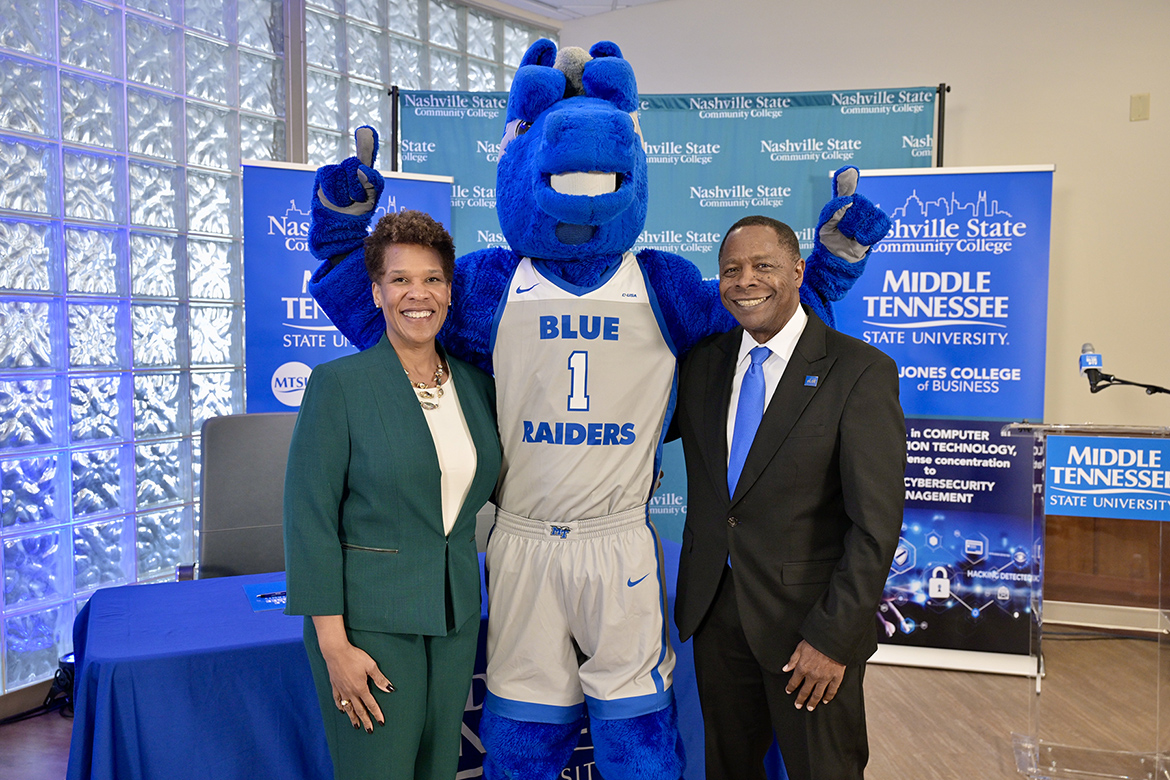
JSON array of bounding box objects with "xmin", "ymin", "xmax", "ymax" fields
[
  {"xmin": 0, "ymin": 0, "xmax": 553, "ymax": 695},
  {"xmin": 304, "ymin": 0, "xmax": 550, "ymax": 165},
  {"xmin": 0, "ymin": 0, "xmax": 287, "ymax": 695}
]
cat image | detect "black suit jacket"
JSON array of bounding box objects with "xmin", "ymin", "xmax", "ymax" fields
[{"xmin": 674, "ymin": 307, "xmax": 906, "ymax": 673}]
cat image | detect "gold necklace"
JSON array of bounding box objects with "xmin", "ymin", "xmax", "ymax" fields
[{"xmin": 406, "ymin": 362, "xmax": 445, "ymax": 410}]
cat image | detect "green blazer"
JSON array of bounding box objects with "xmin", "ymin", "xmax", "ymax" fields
[{"xmin": 283, "ymin": 333, "xmax": 501, "ymax": 636}]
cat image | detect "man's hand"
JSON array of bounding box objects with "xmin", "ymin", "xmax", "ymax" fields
[{"xmin": 782, "ymin": 639, "xmax": 845, "ymax": 712}]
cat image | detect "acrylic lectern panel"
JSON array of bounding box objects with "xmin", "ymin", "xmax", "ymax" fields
[{"xmin": 1003, "ymin": 423, "xmax": 1170, "ymax": 780}]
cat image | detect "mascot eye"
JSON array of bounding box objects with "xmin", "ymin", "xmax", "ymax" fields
[
  {"xmin": 499, "ymin": 118, "xmax": 532, "ymax": 157},
  {"xmin": 629, "ymin": 111, "xmax": 647, "ymax": 152}
]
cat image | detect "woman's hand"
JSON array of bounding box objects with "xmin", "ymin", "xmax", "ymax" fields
[{"xmin": 312, "ymin": 615, "xmax": 395, "ymax": 732}]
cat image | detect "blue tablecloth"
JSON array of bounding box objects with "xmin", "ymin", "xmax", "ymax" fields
[
  {"xmin": 65, "ymin": 545, "xmax": 783, "ymax": 780},
  {"xmin": 66, "ymin": 572, "xmax": 333, "ymax": 780}
]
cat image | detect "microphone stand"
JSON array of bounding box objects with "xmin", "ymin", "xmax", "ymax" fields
[{"xmin": 1091, "ymin": 372, "xmax": 1170, "ymax": 395}]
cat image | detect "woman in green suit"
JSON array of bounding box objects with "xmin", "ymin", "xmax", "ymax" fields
[{"xmin": 283, "ymin": 210, "xmax": 501, "ymax": 780}]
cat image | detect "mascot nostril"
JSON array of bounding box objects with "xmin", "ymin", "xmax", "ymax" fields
[
  {"xmin": 555, "ymin": 223, "xmax": 596, "ymax": 245},
  {"xmin": 307, "ymin": 36, "xmax": 893, "ymax": 780}
]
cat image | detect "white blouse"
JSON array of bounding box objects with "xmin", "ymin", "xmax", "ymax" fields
[{"xmin": 414, "ymin": 373, "xmax": 478, "ymax": 536}]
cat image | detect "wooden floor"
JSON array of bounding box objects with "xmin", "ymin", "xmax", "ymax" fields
[
  {"xmin": 0, "ymin": 707, "xmax": 73, "ymax": 780},
  {"xmin": 866, "ymin": 659, "xmax": 1029, "ymax": 778},
  {"xmin": 0, "ymin": 633, "xmax": 1157, "ymax": 780}
]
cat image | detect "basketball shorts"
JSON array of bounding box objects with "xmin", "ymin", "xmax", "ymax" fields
[{"xmin": 483, "ymin": 504, "xmax": 676, "ymax": 724}]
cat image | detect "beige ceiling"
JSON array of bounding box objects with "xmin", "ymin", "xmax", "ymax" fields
[{"xmin": 491, "ymin": 0, "xmax": 666, "ymax": 21}]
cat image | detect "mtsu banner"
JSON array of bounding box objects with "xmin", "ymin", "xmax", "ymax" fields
[
  {"xmin": 399, "ymin": 87, "xmax": 936, "ymax": 276},
  {"xmin": 242, "ymin": 162, "xmax": 452, "ymax": 413},
  {"xmin": 1046, "ymin": 436, "xmax": 1170, "ymax": 522},
  {"xmin": 834, "ymin": 166, "xmax": 1053, "ymax": 658}
]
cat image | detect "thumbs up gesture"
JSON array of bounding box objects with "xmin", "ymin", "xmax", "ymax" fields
[
  {"xmin": 814, "ymin": 165, "xmax": 892, "ymax": 264},
  {"xmin": 315, "ymin": 125, "xmax": 386, "ymax": 216}
]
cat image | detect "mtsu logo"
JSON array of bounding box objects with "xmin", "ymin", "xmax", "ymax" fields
[
  {"xmin": 549, "ymin": 526, "xmax": 572, "ymax": 539},
  {"xmin": 271, "ymin": 361, "xmax": 312, "ymax": 407}
]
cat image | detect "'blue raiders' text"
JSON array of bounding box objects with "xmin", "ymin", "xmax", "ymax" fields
[
  {"xmin": 523, "ymin": 421, "xmax": 636, "ymax": 445},
  {"xmin": 539, "ymin": 315, "xmax": 619, "ymax": 340}
]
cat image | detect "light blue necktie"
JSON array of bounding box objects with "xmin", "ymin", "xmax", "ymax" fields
[{"xmin": 728, "ymin": 346, "xmax": 771, "ymax": 498}]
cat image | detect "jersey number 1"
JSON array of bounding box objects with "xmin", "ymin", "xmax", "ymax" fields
[{"xmin": 567, "ymin": 351, "xmax": 589, "ymax": 412}]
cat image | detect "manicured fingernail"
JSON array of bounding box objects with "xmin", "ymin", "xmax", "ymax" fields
[
  {"xmin": 366, "ymin": 727, "xmax": 373, "ymax": 734},
  {"xmin": 387, "ymin": 682, "xmax": 396, "ymax": 692},
  {"xmin": 353, "ymin": 723, "xmax": 360, "ymax": 729}
]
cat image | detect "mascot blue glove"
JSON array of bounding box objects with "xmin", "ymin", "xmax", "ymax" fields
[
  {"xmin": 306, "ymin": 39, "xmax": 891, "ymax": 780},
  {"xmin": 802, "ymin": 166, "xmax": 892, "ymax": 322},
  {"xmin": 306, "ymin": 126, "xmax": 387, "ymax": 327}
]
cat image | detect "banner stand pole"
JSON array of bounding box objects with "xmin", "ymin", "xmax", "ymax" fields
[
  {"xmin": 390, "ymin": 85, "xmax": 400, "ymax": 172},
  {"xmin": 935, "ymin": 82, "xmax": 951, "ymax": 166}
]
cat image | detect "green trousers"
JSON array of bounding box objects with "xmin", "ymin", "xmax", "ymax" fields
[{"xmin": 303, "ymin": 612, "xmax": 479, "ymax": 780}]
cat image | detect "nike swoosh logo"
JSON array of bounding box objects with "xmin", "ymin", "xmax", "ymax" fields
[
  {"xmin": 515, "ymin": 283, "xmax": 539, "ymax": 294},
  {"xmin": 627, "ymin": 574, "xmax": 650, "ymax": 587}
]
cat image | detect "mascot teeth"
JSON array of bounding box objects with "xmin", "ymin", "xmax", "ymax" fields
[{"xmin": 550, "ymin": 171, "xmax": 618, "ymax": 196}]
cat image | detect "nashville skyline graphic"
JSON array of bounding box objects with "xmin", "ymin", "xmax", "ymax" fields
[{"xmin": 886, "ymin": 190, "xmax": 1013, "ymax": 223}]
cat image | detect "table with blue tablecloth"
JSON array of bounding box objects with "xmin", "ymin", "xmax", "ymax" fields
[
  {"xmin": 67, "ymin": 571, "xmax": 334, "ymax": 780},
  {"xmin": 66, "ymin": 544, "xmax": 784, "ymax": 780}
]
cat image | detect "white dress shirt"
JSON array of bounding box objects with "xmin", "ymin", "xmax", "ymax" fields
[
  {"xmin": 415, "ymin": 374, "xmax": 477, "ymax": 536},
  {"xmin": 726, "ymin": 305, "xmax": 808, "ymax": 461}
]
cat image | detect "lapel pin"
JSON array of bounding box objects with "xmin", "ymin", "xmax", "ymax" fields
[{"xmin": 804, "ymin": 375, "xmax": 819, "ymax": 387}]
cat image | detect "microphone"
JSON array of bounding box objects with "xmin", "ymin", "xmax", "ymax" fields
[{"xmin": 1079, "ymin": 343, "xmax": 1103, "ymax": 392}]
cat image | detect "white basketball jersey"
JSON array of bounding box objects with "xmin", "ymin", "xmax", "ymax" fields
[{"xmin": 491, "ymin": 252, "xmax": 677, "ymax": 522}]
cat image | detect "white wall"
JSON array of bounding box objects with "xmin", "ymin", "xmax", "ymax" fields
[{"xmin": 561, "ymin": 0, "xmax": 1169, "ymax": 427}]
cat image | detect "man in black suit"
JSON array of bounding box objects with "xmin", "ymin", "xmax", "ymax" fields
[{"xmin": 673, "ymin": 216, "xmax": 905, "ymax": 780}]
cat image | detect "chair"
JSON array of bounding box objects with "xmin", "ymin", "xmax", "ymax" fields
[{"xmin": 178, "ymin": 412, "xmax": 298, "ymax": 579}]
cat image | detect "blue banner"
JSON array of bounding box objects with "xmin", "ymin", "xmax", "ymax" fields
[
  {"xmin": 882, "ymin": 417, "xmax": 1037, "ymax": 654},
  {"xmin": 836, "ymin": 166, "xmax": 1053, "ymax": 419},
  {"xmin": 832, "ymin": 167, "xmax": 1053, "ymax": 656},
  {"xmin": 1046, "ymin": 435, "xmax": 1170, "ymax": 522},
  {"xmin": 242, "ymin": 162, "xmax": 452, "ymax": 412}
]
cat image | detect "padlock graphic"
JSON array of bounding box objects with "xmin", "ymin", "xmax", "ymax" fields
[{"xmin": 928, "ymin": 567, "xmax": 950, "ymax": 599}]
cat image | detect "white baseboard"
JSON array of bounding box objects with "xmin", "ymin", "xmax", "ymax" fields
[
  {"xmin": 1043, "ymin": 600, "xmax": 1164, "ymax": 633},
  {"xmin": 870, "ymin": 644, "xmax": 1038, "ymax": 676},
  {"xmin": 871, "ymin": 601, "xmax": 1166, "ymax": 677}
]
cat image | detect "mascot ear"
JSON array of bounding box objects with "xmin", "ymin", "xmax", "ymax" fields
[
  {"xmin": 583, "ymin": 57, "xmax": 637, "ymax": 112},
  {"xmin": 589, "ymin": 40, "xmax": 622, "ymax": 59},
  {"xmin": 507, "ymin": 64, "xmax": 566, "ymax": 122},
  {"xmin": 520, "ymin": 38, "xmax": 558, "ymax": 68}
]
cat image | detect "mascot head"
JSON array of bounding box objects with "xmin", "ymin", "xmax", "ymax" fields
[{"xmin": 496, "ymin": 39, "xmax": 648, "ymax": 261}]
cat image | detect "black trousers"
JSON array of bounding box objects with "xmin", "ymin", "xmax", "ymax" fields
[{"xmin": 691, "ymin": 566, "xmax": 869, "ymax": 780}]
